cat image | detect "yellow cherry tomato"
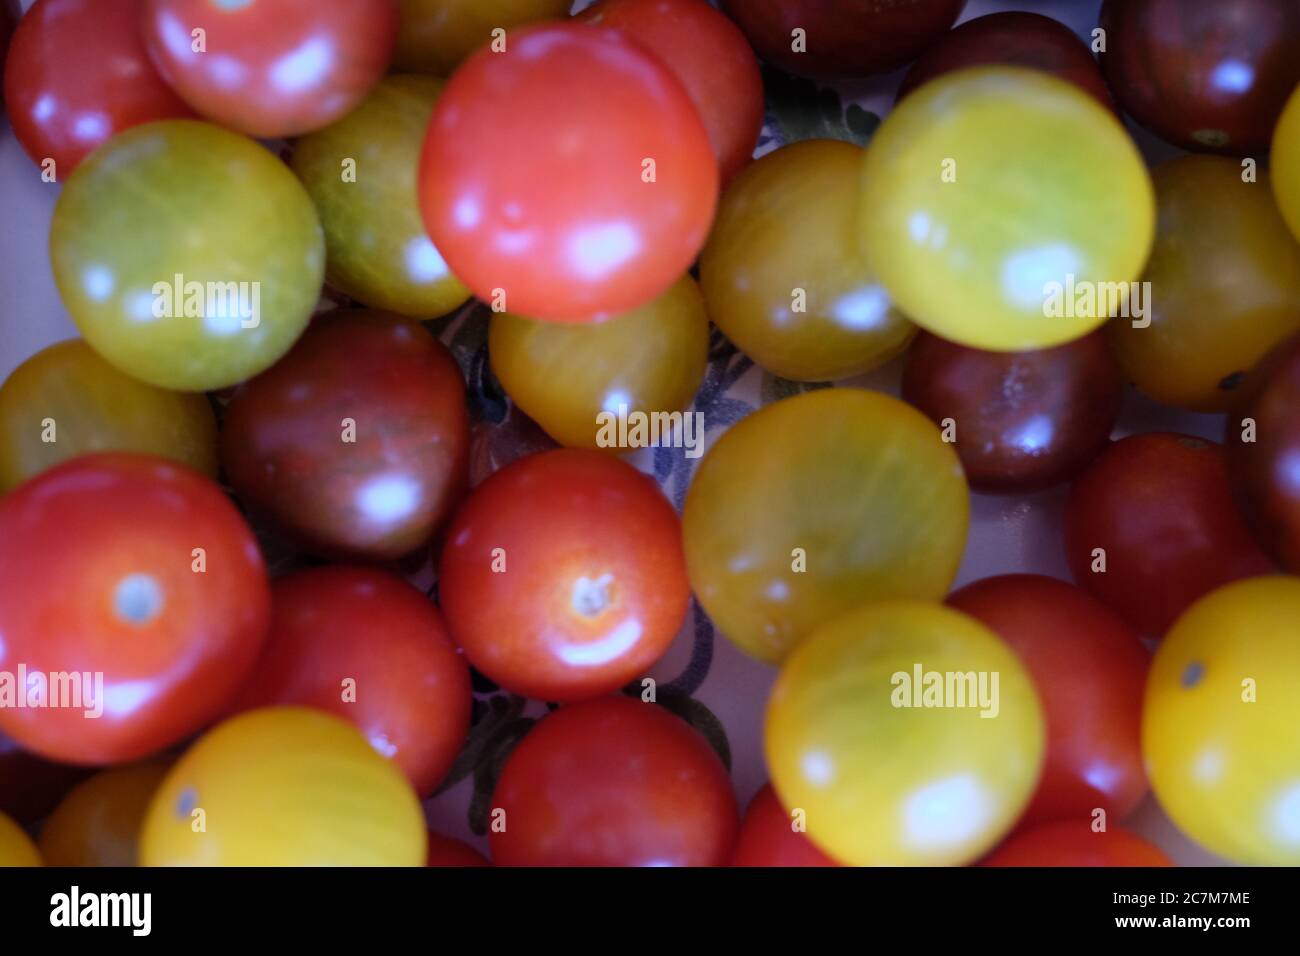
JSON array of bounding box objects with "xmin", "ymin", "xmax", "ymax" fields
[
  {"xmin": 140, "ymin": 708, "xmax": 425, "ymax": 867},
  {"xmin": 766, "ymin": 600, "xmax": 1045, "ymax": 866},
  {"xmin": 394, "ymin": 0, "xmax": 573, "ymax": 75},
  {"xmin": 860, "ymin": 67, "xmax": 1155, "ymax": 352},
  {"xmin": 489, "ymin": 275, "xmax": 709, "ymax": 449},
  {"xmin": 1144, "ymin": 576, "xmax": 1300, "ymax": 865},
  {"xmin": 0, "ymin": 340, "xmax": 218, "ymax": 493},
  {"xmin": 0, "ymin": 809, "xmax": 41, "ymax": 866},
  {"xmin": 1273, "ymin": 84, "xmax": 1300, "ymax": 244},
  {"xmin": 39, "ymin": 761, "xmax": 171, "ymax": 867}
]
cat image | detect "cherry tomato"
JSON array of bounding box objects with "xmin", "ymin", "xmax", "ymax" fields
[
  {"xmin": 232, "ymin": 566, "xmax": 471, "ymax": 796},
  {"xmin": 981, "ymin": 821, "xmax": 1172, "ymax": 867},
  {"xmin": 1064, "ymin": 434, "xmax": 1274, "ymax": 638},
  {"xmin": 220, "ymin": 311, "xmax": 469, "ymax": 562},
  {"xmin": 50, "ymin": 120, "xmax": 324, "ymax": 392},
  {"xmin": 683, "ymin": 388, "xmax": 968, "ymax": 664},
  {"xmin": 439, "ymin": 449, "xmax": 689, "ymax": 702},
  {"xmin": 490, "ymin": 696, "xmax": 738, "ymax": 866},
  {"xmin": 393, "ymin": 0, "xmax": 571, "ymax": 75},
  {"xmin": 1108, "ymin": 156, "xmax": 1300, "ymax": 412},
  {"xmin": 38, "ymin": 761, "xmax": 171, "ymax": 867},
  {"xmin": 730, "ymin": 783, "xmax": 841, "ymax": 867},
  {"xmin": 0, "ymin": 453, "xmax": 270, "ymax": 765},
  {"xmin": 419, "ymin": 22, "xmax": 718, "ymax": 322},
  {"xmin": 140, "ymin": 707, "xmax": 425, "ymax": 866},
  {"xmin": 947, "ymin": 575, "xmax": 1150, "ymax": 826},
  {"xmin": 0, "ymin": 810, "xmax": 40, "ymax": 867},
  {"xmin": 0, "ymin": 339, "xmax": 218, "ymax": 494},
  {"xmin": 1144, "ymin": 576, "xmax": 1300, "ymax": 865},
  {"xmin": 141, "ymin": 0, "xmax": 398, "ymax": 138},
  {"xmin": 860, "ymin": 67, "xmax": 1155, "ymax": 352},
  {"xmin": 1274, "ymin": 85, "xmax": 1300, "ymax": 243},
  {"xmin": 766, "ymin": 601, "xmax": 1045, "ymax": 867},
  {"xmin": 489, "ymin": 275, "xmax": 709, "ymax": 450},
  {"xmin": 426, "ymin": 831, "xmax": 490, "ymax": 867},
  {"xmin": 701, "ymin": 139, "xmax": 915, "ymax": 382},
  {"xmin": 0, "ymin": 732, "xmax": 90, "ymax": 827}
]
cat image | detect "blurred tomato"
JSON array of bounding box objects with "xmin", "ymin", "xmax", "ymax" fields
[
  {"xmin": 0, "ymin": 732, "xmax": 90, "ymax": 827},
  {"xmin": 394, "ymin": 0, "xmax": 570, "ymax": 75},
  {"xmin": 730, "ymin": 783, "xmax": 841, "ymax": 867},
  {"xmin": 0, "ymin": 810, "xmax": 40, "ymax": 867},
  {"xmin": 0, "ymin": 1, "xmax": 15, "ymax": 110},
  {"xmin": 426, "ymin": 831, "xmax": 490, "ymax": 867},
  {"xmin": 1275, "ymin": 85, "xmax": 1300, "ymax": 243},
  {"xmin": 982, "ymin": 821, "xmax": 1172, "ymax": 867},
  {"xmin": 38, "ymin": 761, "xmax": 171, "ymax": 867}
]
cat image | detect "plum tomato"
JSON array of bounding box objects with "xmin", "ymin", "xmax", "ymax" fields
[
  {"xmin": 3, "ymin": 0, "xmax": 193, "ymax": 175},
  {"xmin": 981, "ymin": 821, "xmax": 1172, "ymax": 867},
  {"xmin": 438, "ymin": 449, "xmax": 689, "ymax": 702},
  {"xmin": 1143, "ymin": 577, "xmax": 1300, "ymax": 865},
  {"xmin": 1064, "ymin": 433, "xmax": 1274, "ymax": 638},
  {"xmin": 765, "ymin": 601, "xmax": 1045, "ymax": 867},
  {"xmin": 426, "ymin": 831, "xmax": 490, "ymax": 867},
  {"xmin": 220, "ymin": 311, "xmax": 469, "ymax": 562},
  {"xmin": 901, "ymin": 329, "xmax": 1123, "ymax": 493},
  {"xmin": 140, "ymin": 707, "xmax": 425, "ymax": 866},
  {"xmin": 700, "ymin": 139, "xmax": 916, "ymax": 382},
  {"xmin": 232, "ymin": 566, "xmax": 471, "ymax": 796},
  {"xmin": 488, "ymin": 275, "xmax": 709, "ymax": 450},
  {"xmin": 0, "ymin": 810, "xmax": 40, "ymax": 867},
  {"xmin": 49, "ymin": 120, "xmax": 324, "ymax": 393},
  {"xmin": 683, "ymin": 388, "xmax": 968, "ymax": 664},
  {"xmin": 419, "ymin": 22, "xmax": 718, "ymax": 322},
  {"xmin": 38, "ymin": 761, "xmax": 171, "ymax": 866},
  {"xmin": 730, "ymin": 783, "xmax": 841, "ymax": 867},
  {"xmin": 1107, "ymin": 155, "xmax": 1300, "ymax": 412},
  {"xmin": 0, "ymin": 339, "xmax": 218, "ymax": 494},
  {"xmin": 580, "ymin": 0, "xmax": 763, "ymax": 185},
  {"xmin": 0, "ymin": 453, "xmax": 270, "ymax": 765},
  {"xmin": 393, "ymin": 0, "xmax": 571, "ymax": 75},
  {"xmin": 947, "ymin": 575, "xmax": 1150, "ymax": 826},
  {"xmin": 1274, "ymin": 85, "xmax": 1300, "ymax": 244},
  {"xmin": 860, "ymin": 67, "xmax": 1155, "ymax": 352},
  {"xmin": 291, "ymin": 75, "xmax": 471, "ymax": 320},
  {"xmin": 0, "ymin": 732, "xmax": 90, "ymax": 827},
  {"xmin": 489, "ymin": 696, "xmax": 739, "ymax": 866},
  {"xmin": 141, "ymin": 0, "xmax": 398, "ymax": 138}
]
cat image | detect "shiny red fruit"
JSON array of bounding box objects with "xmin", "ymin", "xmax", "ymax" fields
[
  {"xmin": 730, "ymin": 784, "xmax": 841, "ymax": 867},
  {"xmin": 982, "ymin": 821, "xmax": 1173, "ymax": 867},
  {"xmin": 426, "ymin": 831, "xmax": 490, "ymax": 867}
]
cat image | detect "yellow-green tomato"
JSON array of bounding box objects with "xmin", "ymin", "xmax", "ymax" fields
[
  {"xmin": 50, "ymin": 120, "xmax": 324, "ymax": 392},
  {"xmin": 0, "ymin": 340, "xmax": 218, "ymax": 493},
  {"xmin": 860, "ymin": 67, "xmax": 1155, "ymax": 352},
  {"xmin": 394, "ymin": 0, "xmax": 573, "ymax": 75},
  {"xmin": 292, "ymin": 76, "xmax": 471, "ymax": 320},
  {"xmin": 683, "ymin": 387, "xmax": 969, "ymax": 663},
  {"xmin": 701, "ymin": 139, "xmax": 916, "ymax": 382},
  {"xmin": 766, "ymin": 601, "xmax": 1046, "ymax": 866},
  {"xmin": 1273, "ymin": 84, "xmax": 1300, "ymax": 244},
  {"xmin": 489, "ymin": 275, "xmax": 709, "ymax": 449}
]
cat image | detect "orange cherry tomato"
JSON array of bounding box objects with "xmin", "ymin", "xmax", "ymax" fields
[
  {"xmin": 981, "ymin": 821, "xmax": 1172, "ymax": 867},
  {"xmin": 38, "ymin": 761, "xmax": 171, "ymax": 867}
]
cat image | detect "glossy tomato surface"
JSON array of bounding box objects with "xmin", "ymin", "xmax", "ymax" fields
[
  {"xmin": 766, "ymin": 601, "xmax": 1045, "ymax": 867},
  {"xmin": 982, "ymin": 822, "xmax": 1172, "ymax": 867},
  {"xmin": 948, "ymin": 575, "xmax": 1150, "ymax": 826},
  {"xmin": 419, "ymin": 23, "xmax": 718, "ymax": 322},
  {"xmin": 0, "ymin": 810, "xmax": 40, "ymax": 867},
  {"xmin": 394, "ymin": 0, "xmax": 570, "ymax": 75},
  {"xmin": 1274, "ymin": 85, "xmax": 1300, "ymax": 243},
  {"xmin": 233, "ymin": 567, "xmax": 471, "ymax": 796},
  {"xmin": 730, "ymin": 783, "xmax": 841, "ymax": 867},
  {"xmin": 38, "ymin": 761, "xmax": 171, "ymax": 867},
  {"xmin": 221, "ymin": 311, "xmax": 469, "ymax": 562},
  {"xmin": 683, "ymin": 388, "xmax": 968, "ymax": 664},
  {"xmin": 0, "ymin": 453, "xmax": 270, "ymax": 765},
  {"xmin": 439, "ymin": 450, "xmax": 689, "ymax": 702},
  {"xmin": 140, "ymin": 708, "xmax": 425, "ymax": 866},
  {"xmin": 426, "ymin": 831, "xmax": 490, "ymax": 867},
  {"xmin": 861, "ymin": 67, "xmax": 1154, "ymax": 352},
  {"xmin": 1064, "ymin": 434, "xmax": 1274, "ymax": 638},
  {"xmin": 141, "ymin": 0, "xmax": 398, "ymax": 138},
  {"xmin": 490, "ymin": 697, "xmax": 738, "ymax": 866}
]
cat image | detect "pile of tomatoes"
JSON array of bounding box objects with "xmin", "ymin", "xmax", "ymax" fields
[{"xmin": 0, "ymin": 0, "xmax": 1299, "ymax": 869}]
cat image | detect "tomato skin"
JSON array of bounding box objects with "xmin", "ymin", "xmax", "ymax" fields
[
  {"xmin": 232, "ymin": 567, "xmax": 471, "ymax": 796},
  {"xmin": 0, "ymin": 0, "xmax": 15, "ymax": 110},
  {"xmin": 426, "ymin": 831, "xmax": 490, "ymax": 867},
  {"xmin": 38, "ymin": 761, "xmax": 171, "ymax": 867},
  {"xmin": 490, "ymin": 697, "xmax": 738, "ymax": 866},
  {"xmin": 947, "ymin": 575, "xmax": 1150, "ymax": 827},
  {"xmin": 981, "ymin": 822, "xmax": 1172, "ymax": 867},
  {"xmin": 439, "ymin": 449, "xmax": 689, "ymax": 702},
  {"xmin": 730, "ymin": 784, "xmax": 841, "ymax": 867},
  {"xmin": 419, "ymin": 22, "xmax": 718, "ymax": 322},
  {"xmin": 394, "ymin": 0, "xmax": 571, "ymax": 75},
  {"xmin": 0, "ymin": 810, "xmax": 40, "ymax": 867},
  {"xmin": 1274, "ymin": 86, "xmax": 1300, "ymax": 244},
  {"xmin": 141, "ymin": 0, "xmax": 398, "ymax": 138}
]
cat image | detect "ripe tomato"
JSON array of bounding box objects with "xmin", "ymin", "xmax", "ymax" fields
[
  {"xmin": 981, "ymin": 821, "xmax": 1172, "ymax": 867},
  {"xmin": 1144, "ymin": 577, "xmax": 1300, "ymax": 865},
  {"xmin": 426, "ymin": 831, "xmax": 490, "ymax": 867},
  {"xmin": 490, "ymin": 696, "xmax": 738, "ymax": 866},
  {"xmin": 38, "ymin": 761, "xmax": 171, "ymax": 867},
  {"xmin": 0, "ymin": 810, "xmax": 40, "ymax": 867},
  {"xmin": 947, "ymin": 575, "xmax": 1150, "ymax": 826},
  {"xmin": 393, "ymin": 0, "xmax": 571, "ymax": 75},
  {"xmin": 438, "ymin": 450, "xmax": 689, "ymax": 702},
  {"xmin": 140, "ymin": 707, "xmax": 425, "ymax": 866},
  {"xmin": 220, "ymin": 311, "xmax": 469, "ymax": 562},
  {"xmin": 683, "ymin": 388, "xmax": 968, "ymax": 664},
  {"xmin": 730, "ymin": 784, "xmax": 841, "ymax": 867},
  {"xmin": 0, "ymin": 453, "xmax": 270, "ymax": 765},
  {"xmin": 141, "ymin": 0, "xmax": 398, "ymax": 138},
  {"xmin": 860, "ymin": 67, "xmax": 1154, "ymax": 352},
  {"xmin": 1274, "ymin": 85, "xmax": 1300, "ymax": 243},
  {"xmin": 765, "ymin": 601, "xmax": 1045, "ymax": 867},
  {"xmin": 232, "ymin": 567, "xmax": 471, "ymax": 796},
  {"xmin": 419, "ymin": 22, "xmax": 718, "ymax": 322}
]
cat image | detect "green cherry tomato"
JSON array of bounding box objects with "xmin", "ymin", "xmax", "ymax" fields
[{"xmin": 50, "ymin": 120, "xmax": 325, "ymax": 392}]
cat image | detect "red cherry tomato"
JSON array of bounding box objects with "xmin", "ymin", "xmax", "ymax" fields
[
  {"xmin": 3, "ymin": 0, "xmax": 193, "ymax": 174},
  {"xmin": 438, "ymin": 449, "xmax": 690, "ymax": 702},
  {"xmin": 419, "ymin": 22, "xmax": 718, "ymax": 322},
  {"xmin": 981, "ymin": 821, "xmax": 1173, "ymax": 867},
  {"xmin": 947, "ymin": 574, "xmax": 1150, "ymax": 826},
  {"xmin": 490, "ymin": 696, "xmax": 738, "ymax": 866},
  {"xmin": 730, "ymin": 784, "xmax": 841, "ymax": 867},
  {"xmin": 141, "ymin": 0, "xmax": 398, "ymax": 138},
  {"xmin": 0, "ymin": 453, "xmax": 270, "ymax": 765},
  {"xmin": 426, "ymin": 831, "xmax": 490, "ymax": 868},
  {"xmin": 232, "ymin": 567, "xmax": 470, "ymax": 796}
]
